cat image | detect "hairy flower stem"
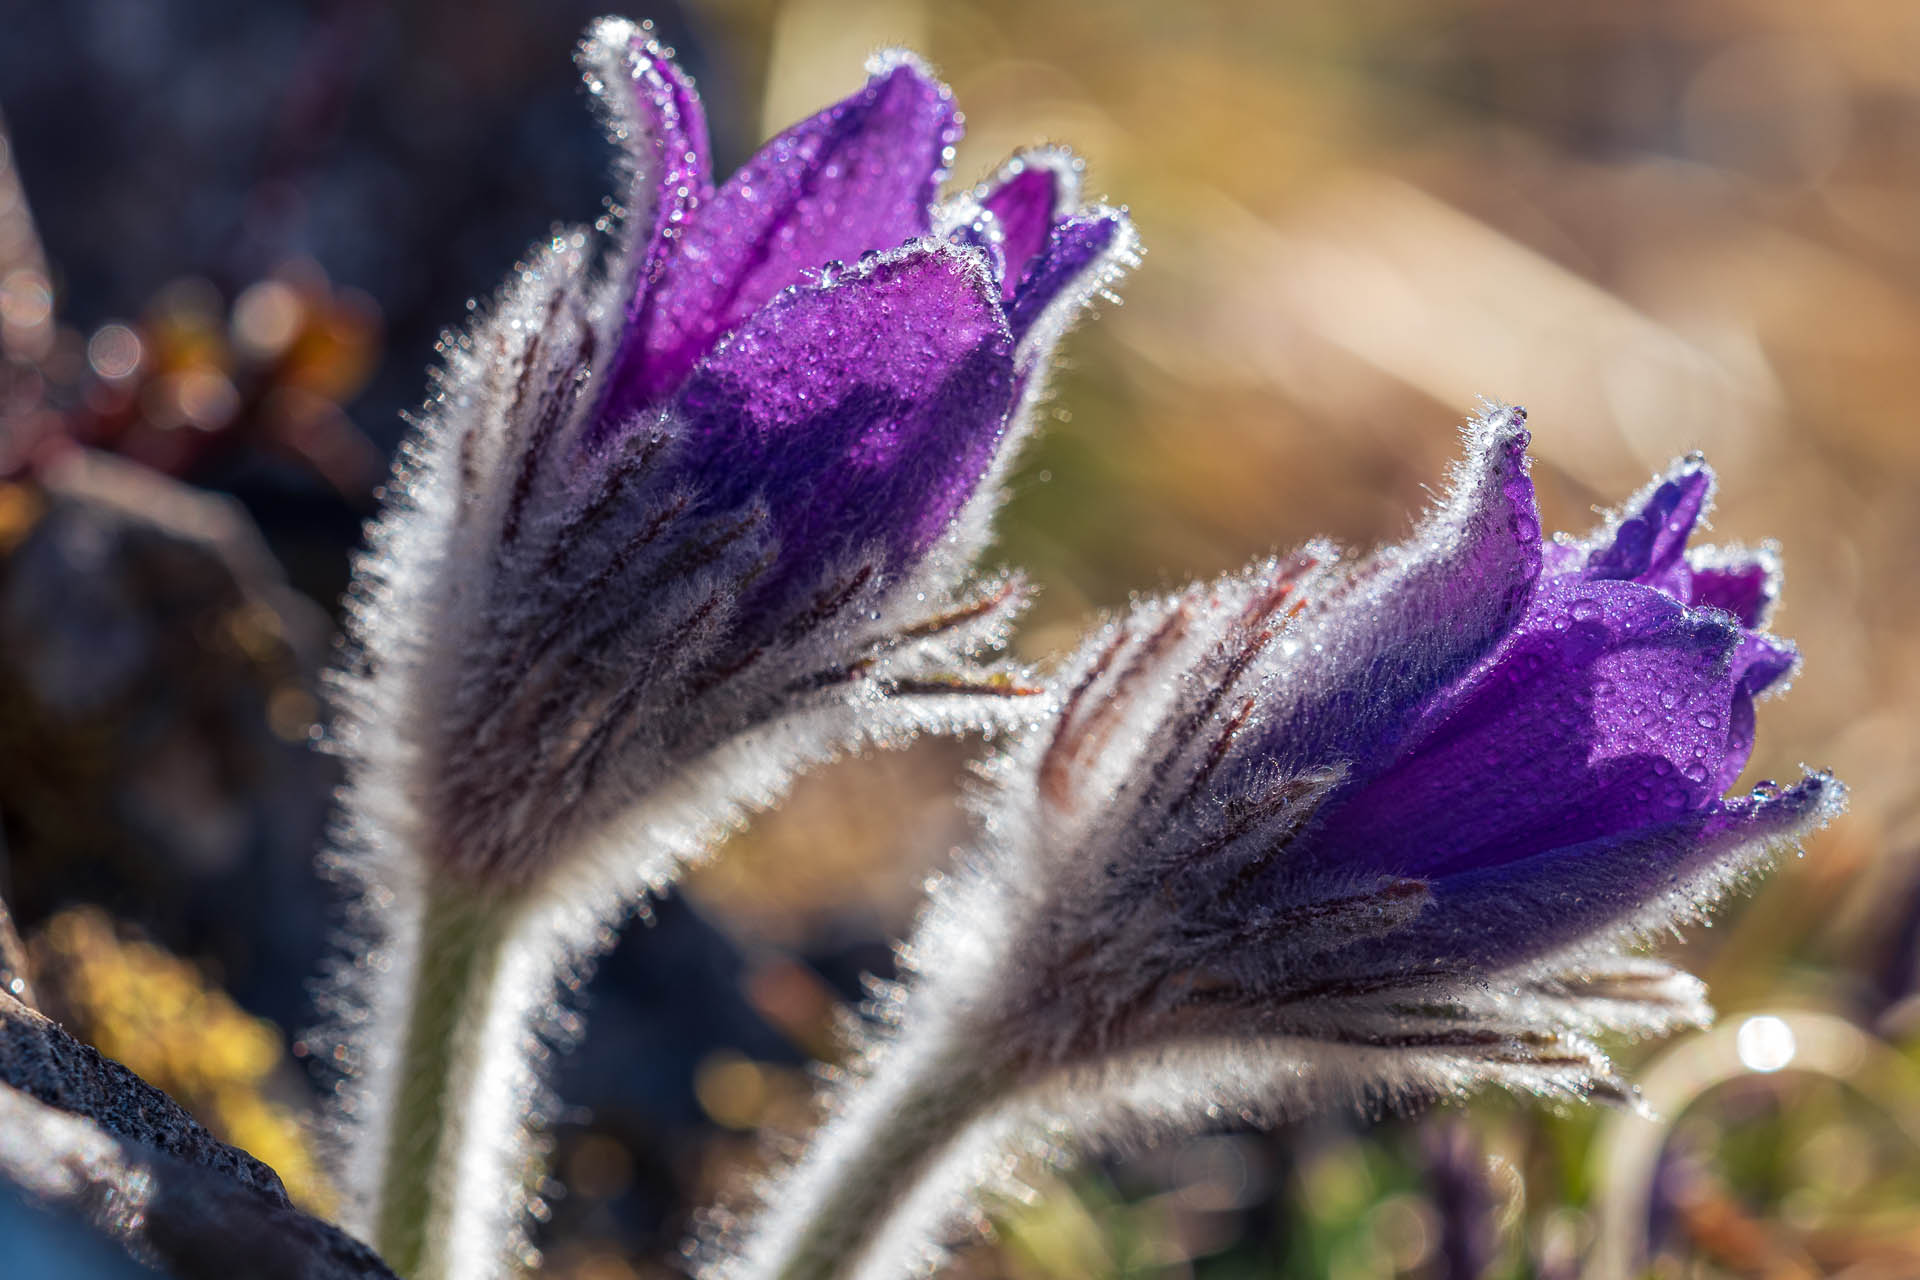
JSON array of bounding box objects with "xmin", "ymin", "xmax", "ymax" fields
[
  {"xmin": 733, "ymin": 1028, "xmax": 1003, "ymax": 1280},
  {"xmin": 373, "ymin": 885, "xmax": 516, "ymax": 1279}
]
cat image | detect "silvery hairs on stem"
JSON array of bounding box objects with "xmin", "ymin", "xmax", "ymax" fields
[
  {"xmin": 715, "ymin": 407, "xmax": 1844, "ymax": 1280},
  {"xmin": 313, "ymin": 14, "xmax": 1137, "ymax": 1272}
]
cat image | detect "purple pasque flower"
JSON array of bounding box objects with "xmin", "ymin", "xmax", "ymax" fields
[
  {"xmin": 957, "ymin": 407, "xmax": 1839, "ymax": 1096},
  {"xmin": 721, "ymin": 407, "xmax": 1841, "ymax": 1280},
  {"xmin": 322, "ymin": 21, "xmax": 1134, "ymax": 1268},
  {"xmin": 333, "ymin": 17, "xmax": 1137, "ymax": 900}
]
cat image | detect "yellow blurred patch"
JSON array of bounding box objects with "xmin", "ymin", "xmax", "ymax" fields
[{"xmin": 29, "ymin": 905, "xmax": 336, "ymax": 1214}]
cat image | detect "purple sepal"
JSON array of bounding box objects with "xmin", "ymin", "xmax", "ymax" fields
[
  {"xmin": 1383, "ymin": 772, "xmax": 1840, "ymax": 971},
  {"xmin": 1551, "ymin": 458, "xmax": 1780, "ymax": 627},
  {"xmin": 1583, "ymin": 457, "xmax": 1713, "ymax": 589},
  {"xmin": 619, "ymin": 35, "xmax": 712, "ymax": 297},
  {"xmin": 979, "ymin": 150, "xmax": 1076, "ymax": 298},
  {"xmin": 1257, "ymin": 412, "xmax": 1542, "ymax": 779},
  {"xmin": 1721, "ymin": 630, "xmax": 1796, "ymax": 790},
  {"xmin": 1005, "ymin": 209, "xmax": 1126, "ymax": 347},
  {"xmin": 666, "ymin": 242, "xmax": 1015, "ymax": 630},
  {"xmin": 1305, "ymin": 576, "xmax": 1777, "ymax": 881},
  {"xmin": 611, "ymin": 55, "xmax": 960, "ymax": 412},
  {"xmin": 1688, "ymin": 552, "xmax": 1779, "ymax": 627}
]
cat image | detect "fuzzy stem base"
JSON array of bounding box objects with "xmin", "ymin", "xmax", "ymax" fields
[
  {"xmin": 373, "ymin": 885, "xmax": 514, "ymax": 1279},
  {"xmin": 730, "ymin": 1026, "xmax": 1002, "ymax": 1280}
]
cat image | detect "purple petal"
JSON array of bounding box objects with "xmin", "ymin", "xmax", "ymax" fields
[
  {"xmin": 1006, "ymin": 208, "xmax": 1127, "ymax": 349},
  {"xmin": 1305, "ymin": 576, "xmax": 1757, "ymax": 880},
  {"xmin": 666, "ymin": 242, "xmax": 1014, "ymax": 624},
  {"xmin": 1379, "ymin": 772, "xmax": 1841, "ymax": 971},
  {"xmin": 1687, "ymin": 546, "xmax": 1780, "ymax": 627},
  {"xmin": 980, "ymin": 148, "xmax": 1078, "ymax": 297},
  {"xmin": 611, "ymin": 36, "xmax": 712, "ymax": 306},
  {"xmin": 613, "ymin": 54, "xmax": 961, "ymax": 411},
  {"xmin": 1251, "ymin": 409, "xmax": 1542, "ymax": 777},
  {"xmin": 583, "ymin": 31, "xmax": 714, "ymax": 441},
  {"xmin": 1582, "ymin": 456, "xmax": 1712, "ymax": 591},
  {"xmin": 1718, "ymin": 631, "xmax": 1796, "ymax": 790}
]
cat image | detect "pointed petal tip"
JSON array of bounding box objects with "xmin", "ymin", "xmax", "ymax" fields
[
  {"xmin": 1471, "ymin": 399, "xmax": 1529, "ymax": 435},
  {"xmin": 575, "ymin": 21, "xmax": 633, "ymax": 100},
  {"xmin": 975, "ymin": 146, "xmax": 1093, "ymax": 295},
  {"xmin": 1733, "ymin": 626, "xmax": 1798, "ymax": 697},
  {"xmin": 1459, "ymin": 404, "xmax": 1535, "ymax": 496},
  {"xmin": 862, "ymin": 47, "xmax": 963, "ymax": 149},
  {"xmin": 865, "ymin": 45, "xmax": 950, "ymax": 90},
  {"xmin": 1731, "ymin": 767, "xmax": 1847, "ymax": 844},
  {"xmin": 1454, "ymin": 403, "xmax": 1542, "ymax": 550},
  {"xmin": 576, "ymin": 16, "xmax": 683, "ymax": 87},
  {"xmin": 573, "ymin": 20, "xmax": 709, "ymax": 182},
  {"xmin": 1579, "ymin": 451, "xmax": 1721, "ymax": 585},
  {"xmin": 1659, "ymin": 450, "xmax": 1719, "ymax": 513},
  {"xmin": 981, "ymin": 144, "xmax": 1086, "ymax": 213},
  {"xmin": 1066, "ymin": 205, "xmax": 1143, "ymax": 276},
  {"xmin": 578, "ymin": 15, "xmax": 640, "ymax": 61},
  {"xmin": 1687, "ymin": 540, "xmax": 1784, "ymax": 627},
  {"xmin": 1088, "ymin": 202, "xmax": 1142, "ymax": 248},
  {"xmin": 1787, "ymin": 768, "xmax": 1848, "ymax": 821}
]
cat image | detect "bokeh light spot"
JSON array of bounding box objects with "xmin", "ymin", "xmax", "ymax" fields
[{"xmin": 1736, "ymin": 1014, "xmax": 1797, "ymax": 1073}]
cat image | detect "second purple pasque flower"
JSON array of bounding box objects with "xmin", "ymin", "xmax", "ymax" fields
[
  {"xmin": 963, "ymin": 409, "xmax": 1839, "ymax": 1088},
  {"xmin": 719, "ymin": 408, "xmax": 1843, "ymax": 1280}
]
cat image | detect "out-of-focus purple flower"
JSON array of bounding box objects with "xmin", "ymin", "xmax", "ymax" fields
[
  {"xmin": 1421, "ymin": 1122, "xmax": 1502, "ymax": 1280},
  {"xmin": 723, "ymin": 407, "xmax": 1843, "ymax": 1280}
]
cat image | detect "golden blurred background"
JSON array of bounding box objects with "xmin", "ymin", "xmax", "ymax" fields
[{"xmin": 5, "ymin": 0, "xmax": 1920, "ymax": 1276}]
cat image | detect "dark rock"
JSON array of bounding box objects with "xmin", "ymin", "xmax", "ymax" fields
[
  {"xmin": 0, "ymin": 990, "xmax": 398, "ymax": 1278},
  {"xmin": 0, "ymin": 989, "xmax": 289, "ymax": 1204}
]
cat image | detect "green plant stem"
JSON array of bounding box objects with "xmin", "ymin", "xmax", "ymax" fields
[
  {"xmin": 737, "ymin": 1033, "xmax": 999, "ymax": 1280},
  {"xmin": 373, "ymin": 885, "xmax": 513, "ymax": 1279}
]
